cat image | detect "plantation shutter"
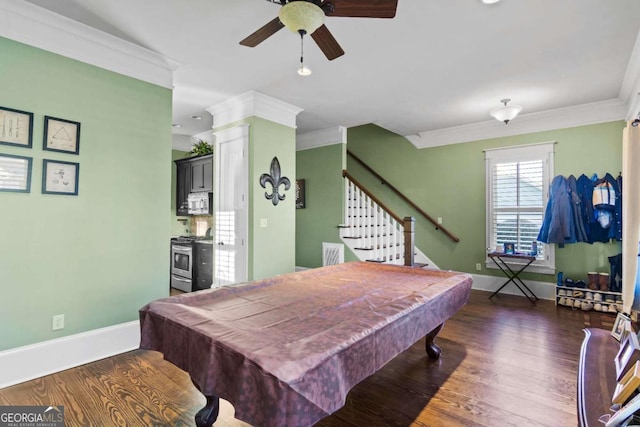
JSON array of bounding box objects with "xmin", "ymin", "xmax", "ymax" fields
[{"xmin": 485, "ymin": 142, "xmax": 555, "ymax": 271}]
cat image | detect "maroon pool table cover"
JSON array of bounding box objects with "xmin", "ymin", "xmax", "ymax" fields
[{"xmin": 139, "ymin": 262, "xmax": 473, "ymax": 426}]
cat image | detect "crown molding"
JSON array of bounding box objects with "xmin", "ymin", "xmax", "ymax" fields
[
  {"xmin": 212, "ymin": 123, "xmax": 250, "ymax": 143},
  {"xmin": 0, "ymin": 0, "xmax": 178, "ymax": 89},
  {"xmin": 405, "ymin": 98, "xmax": 628, "ymax": 149},
  {"xmin": 296, "ymin": 126, "xmax": 346, "ymax": 151},
  {"xmin": 206, "ymin": 91, "xmax": 303, "ymax": 129}
]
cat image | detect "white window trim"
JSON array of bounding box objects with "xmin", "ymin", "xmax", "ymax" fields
[{"xmin": 484, "ymin": 142, "xmax": 556, "ymax": 275}]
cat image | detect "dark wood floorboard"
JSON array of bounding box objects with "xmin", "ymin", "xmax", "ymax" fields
[{"xmin": 0, "ymin": 290, "xmax": 615, "ymax": 426}]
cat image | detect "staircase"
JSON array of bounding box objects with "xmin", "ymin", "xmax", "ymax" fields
[{"xmin": 339, "ymin": 171, "xmax": 436, "ymax": 268}]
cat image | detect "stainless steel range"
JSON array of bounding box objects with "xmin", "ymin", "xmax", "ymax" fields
[{"xmin": 171, "ymin": 238, "xmax": 194, "ymax": 292}]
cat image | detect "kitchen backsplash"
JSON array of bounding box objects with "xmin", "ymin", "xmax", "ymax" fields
[{"xmin": 190, "ymin": 215, "xmax": 213, "ymax": 236}]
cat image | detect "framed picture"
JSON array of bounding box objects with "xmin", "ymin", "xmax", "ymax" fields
[
  {"xmin": 0, "ymin": 106, "xmax": 33, "ymax": 148},
  {"xmin": 606, "ymin": 392, "xmax": 640, "ymax": 426},
  {"xmin": 503, "ymin": 242, "xmax": 515, "ymax": 254},
  {"xmin": 616, "ymin": 331, "xmax": 640, "ymax": 381},
  {"xmin": 0, "ymin": 153, "xmax": 32, "ymax": 193},
  {"xmin": 42, "ymin": 159, "xmax": 79, "ymax": 196},
  {"xmin": 613, "ymin": 360, "xmax": 640, "ymax": 405},
  {"xmin": 43, "ymin": 116, "xmax": 80, "ymax": 155},
  {"xmin": 613, "ymin": 312, "xmax": 632, "ymax": 341},
  {"xmin": 296, "ymin": 179, "xmax": 306, "ymax": 209}
]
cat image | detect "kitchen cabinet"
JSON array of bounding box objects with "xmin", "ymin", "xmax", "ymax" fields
[
  {"xmin": 194, "ymin": 242, "xmax": 213, "ymax": 291},
  {"xmin": 175, "ymin": 161, "xmax": 191, "ymax": 216},
  {"xmin": 175, "ymin": 154, "xmax": 213, "ymax": 216},
  {"xmin": 190, "ymin": 156, "xmax": 213, "ymax": 193}
]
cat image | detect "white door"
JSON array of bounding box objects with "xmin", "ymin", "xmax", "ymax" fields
[{"xmin": 214, "ymin": 125, "xmax": 248, "ymax": 286}]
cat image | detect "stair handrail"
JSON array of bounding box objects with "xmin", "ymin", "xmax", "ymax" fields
[
  {"xmin": 342, "ymin": 170, "xmax": 403, "ymax": 224},
  {"xmin": 347, "ymin": 150, "xmax": 460, "ymax": 243},
  {"xmin": 342, "ymin": 170, "xmax": 415, "ymax": 267}
]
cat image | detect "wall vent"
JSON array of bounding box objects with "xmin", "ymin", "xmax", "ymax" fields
[{"xmin": 322, "ymin": 242, "xmax": 344, "ymax": 266}]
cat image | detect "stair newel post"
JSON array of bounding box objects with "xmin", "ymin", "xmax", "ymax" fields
[
  {"xmin": 373, "ymin": 202, "xmax": 379, "ymax": 261},
  {"xmin": 393, "ymin": 218, "xmax": 399, "ymax": 263},
  {"xmin": 403, "ymin": 216, "xmax": 415, "ymax": 267},
  {"xmin": 349, "ymin": 181, "xmax": 357, "ymax": 237},
  {"xmin": 344, "ymin": 179, "xmax": 349, "ymax": 235},
  {"xmin": 365, "ymin": 196, "xmax": 375, "ymax": 251},
  {"xmin": 383, "ymin": 211, "xmax": 389, "ymax": 262},
  {"xmin": 356, "ymin": 186, "xmax": 362, "ymax": 238}
]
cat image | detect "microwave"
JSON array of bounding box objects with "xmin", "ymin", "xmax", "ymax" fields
[{"xmin": 187, "ymin": 192, "xmax": 212, "ymax": 215}]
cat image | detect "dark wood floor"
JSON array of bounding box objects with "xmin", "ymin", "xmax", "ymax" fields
[{"xmin": 0, "ymin": 290, "xmax": 615, "ymax": 427}]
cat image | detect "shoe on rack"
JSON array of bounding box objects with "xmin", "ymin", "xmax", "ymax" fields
[
  {"xmin": 575, "ymin": 280, "xmax": 587, "ymax": 288},
  {"xmin": 608, "ymin": 304, "xmax": 617, "ymax": 313},
  {"xmin": 558, "ymin": 289, "xmax": 567, "ymax": 297},
  {"xmin": 605, "ymin": 295, "xmax": 615, "ymax": 303},
  {"xmin": 616, "ymin": 298, "xmax": 623, "ymax": 305},
  {"xmin": 557, "ymin": 272, "xmax": 564, "ymax": 287},
  {"xmin": 594, "ymin": 303, "xmax": 603, "ymax": 312},
  {"xmin": 594, "ymin": 293, "xmax": 603, "ymax": 302},
  {"xmin": 586, "ymin": 292, "xmax": 594, "ymax": 300},
  {"xmin": 588, "ymin": 272, "xmax": 599, "ymax": 290},
  {"xmin": 573, "ymin": 290, "xmax": 584, "ymax": 298},
  {"xmin": 599, "ymin": 273, "xmax": 610, "ymax": 292},
  {"xmin": 581, "ymin": 301, "xmax": 593, "ymax": 311},
  {"xmin": 558, "ymin": 297, "xmax": 566, "ymax": 306},
  {"xmin": 574, "ymin": 299, "xmax": 582, "ymax": 308}
]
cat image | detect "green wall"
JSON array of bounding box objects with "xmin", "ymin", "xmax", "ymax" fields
[
  {"xmin": 170, "ymin": 149, "xmax": 190, "ymax": 236},
  {"xmin": 295, "ymin": 143, "xmax": 358, "ymax": 268},
  {"xmin": 0, "ymin": 37, "xmax": 172, "ymax": 350},
  {"xmin": 248, "ymin": 117, "xmax": 296, "ymax": 280},
  {"xmin": 347, "ymin": 122, "xmax": 624, "ymax": 282}
]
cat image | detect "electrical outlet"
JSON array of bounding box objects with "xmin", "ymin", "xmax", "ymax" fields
[
  {"xmin": 52, "ymin": 314, "xmax": 64, "ymax": 331},
  {"xmin": 437, "ymin": 217, "xmax": 443, "ymax": 225},
  {"xmin": 260, "ymin": 218, "xmax": 268, "ymax": 228},
  {"xmin": 475, "ymin": 263, "xmax": 482, "ymax": 271}
]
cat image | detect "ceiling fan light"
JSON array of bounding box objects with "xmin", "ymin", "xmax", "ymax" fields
[
  {"xmin": 490, "ymin": 99, "xmax": 523, "ymax": 124},
  {"xmin": 298, "ymin": 66, "xmax": 312, "ymax": 76},
  {"xmin": 279, "ymin": 1, "xmax": 325, "ymax": 34}
]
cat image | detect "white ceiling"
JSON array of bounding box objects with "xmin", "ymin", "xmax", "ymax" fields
[{"xmin": 17, "ymin": 0, "xmax": 640, "ymax": 141}]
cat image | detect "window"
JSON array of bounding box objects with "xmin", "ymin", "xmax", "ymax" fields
[{"xmin": 485, "ymin": 142, "xmax": 555, "ymax": 274}]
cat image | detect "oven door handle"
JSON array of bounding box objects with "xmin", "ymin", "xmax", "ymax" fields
[{"xmin": 172, "ymin": 276, "xmax": 191, "ymax": 283}]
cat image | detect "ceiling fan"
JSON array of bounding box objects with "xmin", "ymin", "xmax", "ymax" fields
[{"xmin": 240, "ymin": 0, "xmax": 398, "ymax": 61}]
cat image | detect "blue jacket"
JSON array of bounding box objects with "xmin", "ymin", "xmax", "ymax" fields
[
  {"xmin": 567, "ymin": 175, "xmax": 589, "ymax": 243},
  {"xmin": 576, "ymin": 174, "xmax": 595, "ymax": 243},
  {"xmin": 537, "ymin": 175, "xmax": 576, "ymax": 245}
]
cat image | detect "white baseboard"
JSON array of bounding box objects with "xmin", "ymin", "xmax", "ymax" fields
[
  {"xmin": 0, "ymin": 320, "xmax": 140, "ymax": 389},
  {"xmin": 471, "ymin": 273, "xmax": 555, "ymax": 301}
]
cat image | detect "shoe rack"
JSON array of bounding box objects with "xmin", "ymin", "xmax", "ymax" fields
[
  {"xmin": 555, "ymin": 272, "xmax": 622, "ymax": 313},
  {"xmin": 556, "ymin": 286, "xmax": 623, "ymax": 313}
]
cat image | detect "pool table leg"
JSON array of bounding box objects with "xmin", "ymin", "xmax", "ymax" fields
[
  {"xmin": 191, "ymin": 379, "xmax": 219, "ymax": 427},
  {"xmin": 425, "ymin": 323, "xmax": 444, "ymax": 359},
  {"xmin": 195, "ymin": 395, "xmax": 220, "ymax": 427}
]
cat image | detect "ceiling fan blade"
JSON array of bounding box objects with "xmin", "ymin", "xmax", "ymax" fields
[
  {"xmin": 239, "ymin": 17, "xmax": 285, "ymax": 47},
  {"xmin": 311, "ymin": 24, "xmax": 344, "ymax": 61},
  {"xmin": 325, "ymin": 0, "xmax": 398, "ymax": 18}
]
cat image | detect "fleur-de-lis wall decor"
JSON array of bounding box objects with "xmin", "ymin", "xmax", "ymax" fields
[{"xmin": 259, "ymin": 157, "xmax": 291, "ymax": 206}]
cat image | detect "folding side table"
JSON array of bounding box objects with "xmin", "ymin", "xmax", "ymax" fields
[{"xmin": 488, "ymin": 252, "xmax": 539, "ymax": 304}]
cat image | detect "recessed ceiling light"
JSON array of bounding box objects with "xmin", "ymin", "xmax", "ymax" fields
[
  {"xmin": 191, "ymin": 115, "xmax": 202, "ymax": 120},
  {"xmin": 482, "ymin": 0, "xmax": 501, "ymax": 3},
  {"xmin": 172, "ymin": 124, "xmax": 182, "ymax": 128}
]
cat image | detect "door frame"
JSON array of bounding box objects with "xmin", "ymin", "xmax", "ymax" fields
[{"xmin": 213, "ymin": 124, "xmax": 249, "ymax": 285}]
